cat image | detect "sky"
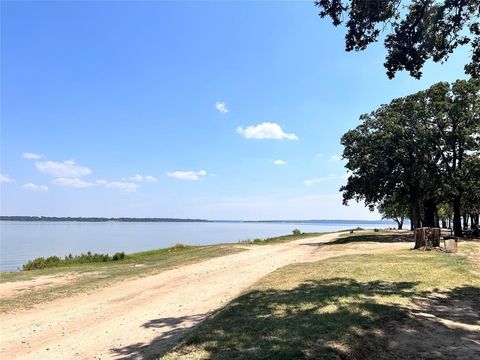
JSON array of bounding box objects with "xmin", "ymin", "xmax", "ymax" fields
[{"xmin": 0, "ymin": 1, "xmax": 471, "ymax": 220}]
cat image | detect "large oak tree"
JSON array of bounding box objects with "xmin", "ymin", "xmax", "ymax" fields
[
  {"xmin": 315, "ymin": 0, "xmax": 480, "ymax": 78},
  {"xmin": 341, "ymin": 79, "xmax": 480, "ymax": 236}
]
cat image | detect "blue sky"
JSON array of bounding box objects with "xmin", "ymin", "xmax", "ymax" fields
[{"xmin": 0, "ymin": 1, "xmax": 470, "ymax": 220}]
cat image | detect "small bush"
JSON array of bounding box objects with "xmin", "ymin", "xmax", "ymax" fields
[
  {"xmin": 238, "ymin": 239, "xmax": 252, "ymax": 244},
  {"xmin": 112, "ymin": 252, "xmax": 126, "ymax": 261},
  {"xmin": 292, "ymin": 229, "xmax": 302, "ymax": 236},
  {"xmin": 22, "ymin": 250, "xmax": 129, "ymax": 270},
  {"xmin": 172, "ymin": 243, "xmax": 188, "ymax": 249},
  {"xmin": 23, "ymin": 256, "xmax": 62, "ymax": 270}
]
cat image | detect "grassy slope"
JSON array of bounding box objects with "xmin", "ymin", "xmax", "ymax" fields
[
  {"xmin": 0, "ymin": 244, "xmax": 244, "ymax": 312},
  {"xmin": 238, "ymin": 232, "xmax": 326, "ymax": 245},
  {"xmin": 0, "ymin": 231, "xmax": 326, "ymax": 312},
  {"xmin": 165, "ymin": 238, "xmax": 480, "ymax": 359}
]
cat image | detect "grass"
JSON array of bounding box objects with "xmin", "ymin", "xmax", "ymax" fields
[
  {"xmin": 165, "ymin": 237, "xmax": 480, "ymax": 359},
  {"xmin": 238, "ymin": 232, "xmax": 326, "ymax": 245},
  {"xmin": 0, "ymin": 231, "xmax": 331, "ymax": 313},
  {"xmin": 0, "ymin": 243, "xmax": 245, "ymax": 312}
]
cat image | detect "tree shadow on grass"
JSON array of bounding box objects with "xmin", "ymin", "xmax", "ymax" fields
[
  {"xmin": 111, "ymin": 278, "xmax": 419, "ymax": 359},
  {"xmin": 381, "ymin": 286, "xmax": 480, "ymax": 359},
  {"xmin": 303, "ymin": 234, "xmax": 414, "ymax": 248},
  {"xmin": 110, "ymin": 280, "xmax": 480, "ymax": 359}
]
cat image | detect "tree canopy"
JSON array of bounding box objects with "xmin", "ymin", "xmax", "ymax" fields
[
  {"xmin": 341, "ymin": 78, "xmax": 480, "ymax": 236},
  {"xmin": 314, "ymin": 0, "xmax": 480, "ymax": 79}
]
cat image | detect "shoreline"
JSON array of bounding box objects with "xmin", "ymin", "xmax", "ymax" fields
[{"xmin": 0, "ymin": 216, "xmax": 399, "ymax": 224}]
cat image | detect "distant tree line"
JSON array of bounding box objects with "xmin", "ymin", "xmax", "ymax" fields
[
  {"xmin": 0, "ymin": 216, "xmax": 209, "ymax": 222},
  {"xmin": 341, "ymin": 78, "xmax": 480, "ymax": 236}
]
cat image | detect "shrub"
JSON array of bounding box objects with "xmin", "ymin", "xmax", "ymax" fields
[
  {"xmin": 292, "ymin": 229, "xmax": 302, "ymax": 236},
  {"xmin": 172, "ymin": 243, "xmax": 188, "ymax": 249},
  {"xmin": 22, "ymin": 250, "xmax": 128, "ymax": 270},
  {"xmin": 112, "ymin": 252, "xmax": 126, "ymax": 261},
  {"xmin": 238, "ymin": 239, "xmax": 252, "ymax": 244},
  {"xmin": 23, "ymin": 256, "xmax": 62, "ymax": 270}
]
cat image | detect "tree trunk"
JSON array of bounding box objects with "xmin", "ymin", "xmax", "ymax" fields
[
  {"xmin": 415, "ymin": 227, "xmax": 441, "ymax": 249},
  {"xmin": 453, "ymin": 195, "xmax": 463, "ymax": 237},
  {"xmin": 398, "ymin": 216, "xmax": 404, "ymax": 230},
  {"xmin": 410, "ymin": 189, "xmax": 421, "ymax": 230},
  {"xmin": 463, "ymin": 212, "xmax": 468, "ymax": 229},
  {"xmin": 441, "ymin": 219, "xmax": 447, "ymax": 228},
  {"xmin": 473, "ymin": 213, "xmax": 479, "ymax": 227},
  {"xmin": 423, "ymin": 198, "xmax": 436, "ymax": 228}
]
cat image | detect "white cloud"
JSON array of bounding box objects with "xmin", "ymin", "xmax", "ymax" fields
[
  {"xmin": 166, "ymin": 170, "xmax": 207, "ymax": 181},
  {"xmin": 104, "ymin": 181, "xmax": 139, "ymax": 193},
  {"xmin": 23, "ymin": 152, "xmax": 44, "ymax": 160},
  {"xmin": 236, "ymin": 122, "xmax": 298, "ymax": 140},
  {"xmin": 129, "ymin": 174, "xmax": 143, "ymax": 181},
  {"xmin": 196, "ymin": 193, "xmax": 380, "ymax": 220},
  {"xmin": 53, "ymin": 177, "xmax": 94, "ymax": 188},
  {"xmin": 215, "ymin": 101, "xmax": 229, "ymax": 114},
  {"xmin": 128, "ymin": 174, "xmax": 157, "ymax": 182},
  {"xmin": 304, "ymin": 173, "xmax": 346, "ymax": 186},
  {"xmin": 35, "ymin": 160, "xmax": 92, "ymax": 178},
  {"xmin": 22, "ymin": 183, "xmax": 48, "ymax": 191},
  {"xmin": 144, "ymin": 175, "xmax": 157, "ymax": 182},
  {"xmin": 316, "ymin": 153, "xmax": 324, "ymax": 158},
  {"xmin": 94, "ymin": 179, "xmax": 140, "ymax": 192},
  {"xmin": 329, "ymin": 154, "xmax": 343, "ymax": 162},
  {"xmin": 274, "ymin": 160, "xmax": 287, "ymax": 165},
  {"xmin": 0, "ymin": 174, "xmax": 14, "ymax": 183}
]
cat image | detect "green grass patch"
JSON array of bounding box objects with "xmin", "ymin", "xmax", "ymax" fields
[
  {"xmin": 0, "ymin": 244, "xmax": 244, "ymax": 312},
  {"xmin": 165, "ymin": 241, "xmax": 480, "ymax": 360},
  {"xmin": 238, "ymin": 231, "xmax": 326, "ymax": 245}
]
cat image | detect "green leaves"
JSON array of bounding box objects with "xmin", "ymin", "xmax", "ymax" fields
[
  {"xmin": 340, "ymin": 79, "xmax": 480, "ymax": 230},
  {"xmin": 315, "ymin": 0, "xmax": 480, "ymax": 78}
]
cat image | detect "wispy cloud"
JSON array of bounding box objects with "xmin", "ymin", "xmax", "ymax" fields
[
  {"xmin": 35, "ymin": 160, "xmax": 92, "ymax": 178},
  {"xmin": 128, "ymin": 174, "xmax": 157, "ymax": 182},
  {"xmin": 22, "ymin": 183, "xmax": 48, "ymax": 191},
  {"xmin": 215, "ymin": 101, "xmax": 229, "ymax": 114},
  {"xmin": 23, "ymin": 152, "xmax": 44, "ymax": 160},
  {"xmin": 53, "ymin": 177, "xmax": 94, "ymax": 188},
  {"xmin": 273, "ymin": 159, "xmax": 287, "ymax": 165},
  {"xmin": 304, "ymin": 173, "xmax": 348, "ymax": 186},
  {"xmin": 236, "ymin": 122, "xmax": 298, "ymax": 140},
  {"xmin": 316, "ymin": 153, "xmax": 324, "ymax": 158},
  {"xmin": 104, "ymin": 181, "xmax": 139, "ymax": 193},
  {"xmin": 0, "ymin": 174, "xmax": 14, "ymax": 183},
  {"xmin": 144, "ymin": 175, "xmax": 157, "ymax": 182},
  {"xmin": 166, "ymin": 170, "xmax": 207, "ymax": 181},
  {"xmin": 329, "ymin": 154, "xmax": 343, "ymax": 162}
]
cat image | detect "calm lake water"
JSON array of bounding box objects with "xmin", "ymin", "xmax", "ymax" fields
[{"xmin": 0, "ymin": 220, "xmax": 394, "ymax": 272}]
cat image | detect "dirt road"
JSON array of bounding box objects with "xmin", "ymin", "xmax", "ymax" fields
[{"xmin": 0, "ymin": 232, "xmax": 409, "ymax": 359}]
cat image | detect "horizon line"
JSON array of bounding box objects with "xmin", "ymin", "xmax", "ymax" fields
[{"xmin": 0, "ymin": 215, "xmax": 398, "ymax": 223}]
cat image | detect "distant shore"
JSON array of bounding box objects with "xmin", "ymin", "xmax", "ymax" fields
[{"xmin": 0, "ymin": 216, "xmax": 396, "ymax": 224}]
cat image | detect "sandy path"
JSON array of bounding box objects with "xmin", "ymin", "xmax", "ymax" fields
[
  {"xmin": 0, "ymin": 273, "xmax": 93, "ymax": 299},
  {"xmin": 0, "ymin": 232, "xmax": 409, "ymax": 359}
]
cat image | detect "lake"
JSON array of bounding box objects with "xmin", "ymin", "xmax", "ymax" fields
[{"xmin": 0, "ymin": 220, "xmax": 395, "ymax": 272}]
